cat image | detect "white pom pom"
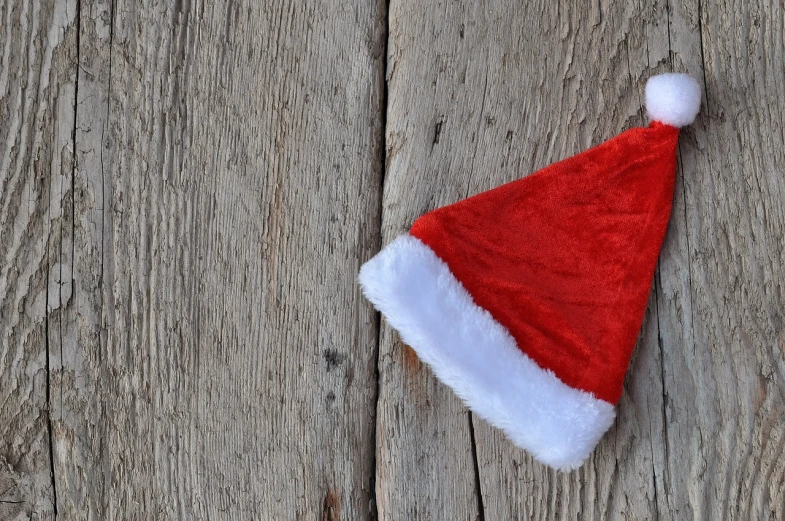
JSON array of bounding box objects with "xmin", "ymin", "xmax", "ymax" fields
[{"xmin": 645, "ymin": 73, "xmax": 701, "ymax": 127}]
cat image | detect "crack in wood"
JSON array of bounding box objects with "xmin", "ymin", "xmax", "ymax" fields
[
  {"xmin": 467, "ymin": 413, "xmax": 486, "ymax": 521},
  {"xmin": 45, "ymin": 266, "xmax": 58, "ymax": 519},
  {"xmin": 368, "ymin": 2, "xmax": 390, "ymax": 520},
  {"xmin": 432, "ymin": 119, "xmax": 443, "ymax": 148}
]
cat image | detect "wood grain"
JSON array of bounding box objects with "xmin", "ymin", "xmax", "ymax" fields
[
  {"xmin": 2, "ymin": 0, "xmax": 783, "ymax": 519},
  {"xmin": 3, "ymin": 0, "xmax": 386, "ymax": 519},
  {"xmin": 0, "ymin": 0, "xmax": 77, "ymax": 519},
  {"xmin": 377, "ymin": 0, "xmax": 785, "ymax": 520},
  {"xmin": 655, "ymin": 1, "xmax": 785, "ymax": 519},
  {"xmin": 380, "ymin": 0, "xmax": 667, "ymax": 518}
]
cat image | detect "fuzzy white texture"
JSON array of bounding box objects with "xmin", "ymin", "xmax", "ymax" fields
[
  {"xmin": 645, "ymin": 73, "xmax": 702, "ymax": 127},
  {"xmin": 358, "ymin": 235, "xmax": 616, "ymax": 470}
]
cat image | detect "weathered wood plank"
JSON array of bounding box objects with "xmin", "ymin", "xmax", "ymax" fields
[
  {"xmin": 374, "ymin": 1, "xmax": 506, "ymax": 518},
  {"xmin": 467, "ymin": 3, "xmax": 676, "ymax": 519},
  {"xmin": 47, "ymin": 0, "xmax": 387, "ymax": 519},
  {"xmin": 0, "ymin": 1, "xmax": 78, "ymax": 519},
  {"xmin": 380, "ymin": 0, "xmax": 668, "ymax": 517},
  {"xmin": 3, "ymin": 0, "xmax": 783, "ymax": 519},
  {"xmin": 378, "ymin": 1, "xmax": 784, "ymax": 520},
  {"xmin": 655, "ymin": 1, "xmax": 785, "ymax": 519}
]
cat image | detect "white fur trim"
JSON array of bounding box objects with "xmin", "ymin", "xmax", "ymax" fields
[
  {"xmin": 645, "ymin": 73, "xmax": 701, "ymax": 127},
  {"xmin": 359, "ymin": 235, "xmax": 616, "ymax": 470}
]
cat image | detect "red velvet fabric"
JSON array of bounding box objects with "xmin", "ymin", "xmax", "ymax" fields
[{"xmin": 410, "ymin": 122, "xmax": 679, "ymax": 404}]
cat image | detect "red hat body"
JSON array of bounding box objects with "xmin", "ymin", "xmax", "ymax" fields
[{"xmin": 410, "ymin": 122, "xmax": 679, "ymax": 404}]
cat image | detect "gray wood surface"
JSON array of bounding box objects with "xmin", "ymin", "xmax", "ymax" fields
[
  {"xmin": 1, "ymin": 0, "xmax": 78, "ymax": 519},
  {"xmin": 2, "ymin": 0, "xmax": 783, "ymax": 520}
]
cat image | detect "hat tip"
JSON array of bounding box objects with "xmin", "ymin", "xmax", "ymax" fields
[{"xmin": 645, "ymin": 73, "xmax": 702, "ymax": 128}]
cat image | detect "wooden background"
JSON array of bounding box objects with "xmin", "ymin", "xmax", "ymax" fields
[{"xmin": 2, "ymin": 0, "xmax": 783, "ymax": 519}]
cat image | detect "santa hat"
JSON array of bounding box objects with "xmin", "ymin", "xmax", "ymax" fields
[{"xmin": 359, "ymin": 73, "xmax": 701, "ymax": 470}]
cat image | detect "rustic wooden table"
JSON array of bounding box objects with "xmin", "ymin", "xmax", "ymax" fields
[{"xmin": 2, "ymin": 1, "xmax": 784, "ymax": 519}]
